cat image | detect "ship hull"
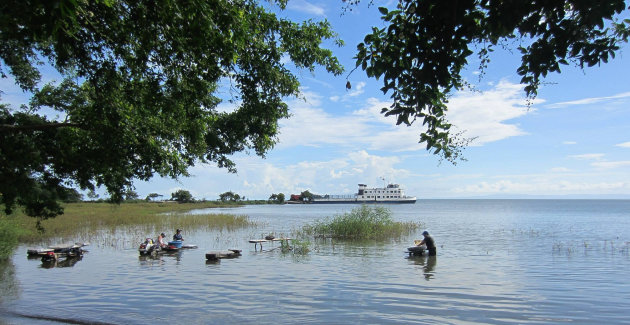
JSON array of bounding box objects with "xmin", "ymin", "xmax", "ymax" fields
[{"xmin": 311, "ymin": 198, "xmax": 416, "ymax": 204}]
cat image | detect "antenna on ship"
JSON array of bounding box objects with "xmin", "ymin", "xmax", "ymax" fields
[{"xmin": 380, "ymin": 176, "xmax": 386, "ymax": 188}]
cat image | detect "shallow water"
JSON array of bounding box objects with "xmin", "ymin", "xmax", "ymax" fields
[{"xmin": 1, "ymin": 200, "xmax": 629, "ymax": 324}]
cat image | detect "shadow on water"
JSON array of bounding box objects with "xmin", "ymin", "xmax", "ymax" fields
[
  {"xmin": 138, "ymin": 249, "xmax": 183, "ymax": 265},
  {"xmin": 0, "ymin": 260, "xmax": 18, "ymax": 303},
  {"xmin": 407, "ymin": 255, "xmax": 437, "ymax": 280}
]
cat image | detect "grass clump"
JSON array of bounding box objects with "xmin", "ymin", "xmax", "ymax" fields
[{"xmin": 301, "ymin": 205, "xmax": 421, "ymax": 240}]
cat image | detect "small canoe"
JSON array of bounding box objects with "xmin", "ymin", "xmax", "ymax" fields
[
  {"xmin": 205, "ymin": 249, "xmax": 242, "ymax": 261},
  {"xmin": 168, "ymin": 240, "xmax": 183, "ymax": 248}
]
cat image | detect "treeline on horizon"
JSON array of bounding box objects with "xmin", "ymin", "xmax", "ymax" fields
[{"xmin": 59, "ymin": 188, "xmax": 321, "ymax": 204}]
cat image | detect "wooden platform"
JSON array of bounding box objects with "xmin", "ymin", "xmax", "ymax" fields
[
  {"xmin": 248, "ymin": 238, "xmax": 292, "ymax": 250},
  {"xmin": 205, "ymin": 249, "xmax": 242, "ymax": 261}
]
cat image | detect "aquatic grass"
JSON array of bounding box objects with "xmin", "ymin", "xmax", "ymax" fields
[
  {"xmin": 289, "ymin": 239, "xmax": 310, "ymax": 255},
  {"xmin": 300, "ymin": 205, "xmax": 421, "ymax": 240},
  {"xmin": 2, "ymin": 202, "xmax": 255, "ymax": 246},
  {"xmin": 552, "ymin": 239, "xmax": 630, "ymax": 256},
  {"xmin": 0, "ymin": 217, "xmax": 30, "ymax": 260}
]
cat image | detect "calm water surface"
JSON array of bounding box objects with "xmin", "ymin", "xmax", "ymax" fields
[{"xmin": 1, "ymin": 200, "xmax": 629, "ymax": 324}]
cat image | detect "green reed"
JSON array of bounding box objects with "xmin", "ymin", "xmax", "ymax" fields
[
  {"xmin": 300, "ymin": 205, "xmax": 421, "ymax": 240},
  {"xmin": 2, "ymin": 202, "xmax": 255, "ymax": 245},
  {"xmin": 552, "ymin": 239, "xmax": 630, "ymax": 256}
]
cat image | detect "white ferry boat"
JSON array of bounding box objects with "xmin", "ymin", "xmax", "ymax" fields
[{"xmin": 312, "ymin": 183, "xmax": 417, "ymax": 204}]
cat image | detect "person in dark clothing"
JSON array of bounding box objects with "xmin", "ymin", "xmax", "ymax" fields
[
  {"xmin": 173, "ymin": 229, "xmax": 184, "ymax": 241},
  {"xmin": 417, "ymin": 231, "xmax": 436, "ymax": 256}
]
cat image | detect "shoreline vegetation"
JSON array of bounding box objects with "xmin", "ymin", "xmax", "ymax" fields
[{"xmin": 0, "ymin": 201, "xmax": 255, "ymax": 259}]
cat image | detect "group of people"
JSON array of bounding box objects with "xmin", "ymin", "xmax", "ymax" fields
[
  {"xmin": 156, "ymin": 229, "xmax": 184, "ymax": 248},
  {"xmin": 156, "ymin": 228, "xmax": 435, "ymax": 255}
]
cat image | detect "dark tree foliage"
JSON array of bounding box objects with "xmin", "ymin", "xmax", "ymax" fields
[
  {"xmin": 171, "ymin": 189, "xmax": 194, "ymax": 203},
  {"xmin": 145, "ymin": 193, "xmax": 162, "ymax": 201},
  {"xmin": 61, "ymin": 188, "xmax": 83, "ymax": 203},
  {"xmin": 299, "ymin": 190, "xmax": 314, "ymax": 202},
  {"xmin": 0, "ymin": 0, "xmax": 343, "ymax": 218},
  {"xmin": 268, "ymin": 192, "xmax": 285, "ymax": 203},
  {"xmin": 219, "ymin": 191, "xmax": 241, "ymax": 202},
  {"xmin": 353, "ymin": 0, "xmax": 630, "ymax": 163},
  {"xmin": 123, "ymin": 189, "xmax": 139, "ymax": 201}
]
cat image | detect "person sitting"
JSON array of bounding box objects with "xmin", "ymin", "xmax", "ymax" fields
[
  {"xmin": 173, "ymin": 229, "xmax": 184, "ymax": 241},
  {"xmin": 157, "ymin": 233, "xmax": 167, "ymax": 248},
  {"xmin": 416, "ymin": 230, "xmax": 436, "ymax": 256}
]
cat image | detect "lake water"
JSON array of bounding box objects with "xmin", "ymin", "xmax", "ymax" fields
[{"xmin": 1, "ymin": 200, "xmax": 629, "ymax": 324}]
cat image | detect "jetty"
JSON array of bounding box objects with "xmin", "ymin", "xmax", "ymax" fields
[{"xmin": 248, "ymin": 238, "xmax": 293, "ymax": 250}]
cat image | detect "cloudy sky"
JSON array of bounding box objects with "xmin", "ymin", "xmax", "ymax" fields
[
  {"xmin": 141, "ymin": 1, "xmax": 630, "ymax": 200},
  {"xmin": 7, "ymin": 1, "xmax": 630, "ymax": 200}
]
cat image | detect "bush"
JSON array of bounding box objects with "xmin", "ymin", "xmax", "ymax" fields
[
  {"xmin": 301, "ymin": 205, "xmax": 421, "ymax": 240},
  {"xmin": 0, "ymin": 218, "xmax": 22, "ymax": 260}
]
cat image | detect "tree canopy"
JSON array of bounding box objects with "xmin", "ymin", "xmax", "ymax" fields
[
  {"xmin": 145, "ymin": 193, "xmax": 163, "ymax": 201},
  {"xmin": 0, "ymin": 0, "xmax": 343, "ymax": 218},
  {"xmin": 353, "ymin": 0, "xmax": 630, "ymax": 163},
  {"xmin": 299, "ymin": 190, "xmax": 314, "ymax": 202},
  {"xmin": 268, "ymin": 193, "xmax": 285, "ymax": 204},
  {"xmin": 219, "ymin": 191, "xmax": 241, "ymax": 202},
  {"xmin": 171, "ymin": 189, "xmax": 194, "ymax": 203}
]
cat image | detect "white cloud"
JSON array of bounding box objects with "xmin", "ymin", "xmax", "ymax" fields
[
  {"xmin": 329, "ymin": 95, "xmax": 340, "ymax": 102},
  {"xmin": 181, "ymin": 150, "xmax": 412, "ymax": 198},
  {"xmin": 277, "ymin": 101, "xmax": 370, "ymax": 149},
  {"xmin": 563, "ymin": 141, "xmax": 577, "ymax": 145},
  {"xmin": 452, "ymin": 180, "xmax": 534, "ymax": 194},
  {"xmin": 298, "ymin": 88, "xmax": 324, "ymax": 107},
  {"xmin": 447, "ymin": 80, "xmax": 532, "ymax": 145},
  {"xmin": 569, "ymin": 153, "xmax": 605, "ymax": 160},
  {"xmin": 616, "ymin": 141, "xmax": 630, "ymax": 148},
  {"xmin": 550, "ymin": 167, "xmax": 572, "ymax": 172},
  {"xmin": 546, "ymin": 91, "xmax": 630, "ymax": 109},
  {"xmin": 591, "ymin": 160, "xmax": 630, "ymax": 169},
  {"xmin": 287, "ymin": 0, "xmax": 326, "ymax": 16},
  {"xmin": 346, "ymin": 81, "xmax": 366, "ymax": 97},
  {"xmin": 278, "ymin": 80, "xmax": 538, "ymax": 152},
  {"xmin": 452, "ymin": 179, "xmax": 629, "ymax": 196}
]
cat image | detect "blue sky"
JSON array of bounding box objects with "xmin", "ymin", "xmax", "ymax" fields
[{"xmin": 5, "ymin": 1, "xmax": 630, "ymax": 200}]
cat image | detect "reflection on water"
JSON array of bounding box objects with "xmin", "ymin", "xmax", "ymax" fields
[
  {"xmin": 408, "ymin": 255, "xmax": 437, "ymax": 280},
  {"xmin": 40, "ymin": 255, "xmax": 83, "ymax": 269},
  {"xmin": 2, "ymin": 200, "xmax": 630, "ymax": 324},
  {"xmin": 0, "ymin": 260, "xmax": 18, "ymax": 303}
]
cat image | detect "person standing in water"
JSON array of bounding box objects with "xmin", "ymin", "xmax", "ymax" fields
[{"xmin": 416, "ymin": 231, "xmax": 436, "ymax": 256}]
